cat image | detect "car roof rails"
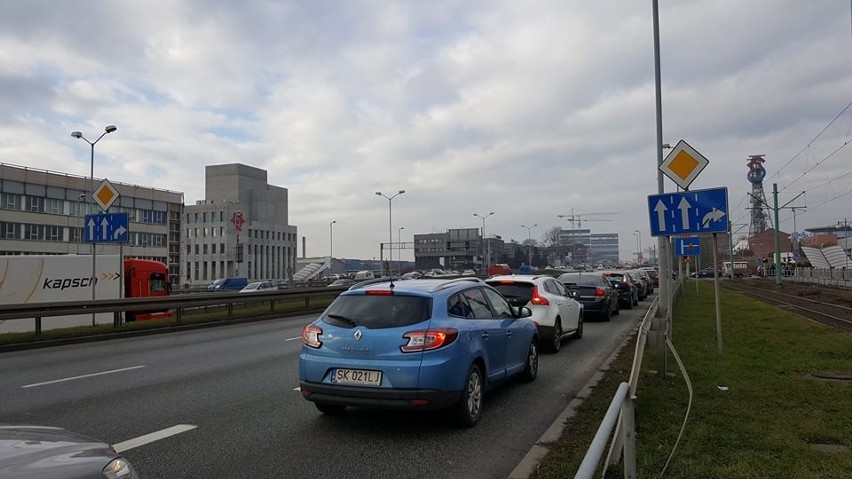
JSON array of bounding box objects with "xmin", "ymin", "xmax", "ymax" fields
[
  {"xmin": 430, "ymin": 277, "xmax": 484, "ymax": 292},
  {"xmin": 347, "ymin": 276, "xmax": 400, "ymax": 291}
]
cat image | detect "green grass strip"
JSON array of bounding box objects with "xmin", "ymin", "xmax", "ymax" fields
[{"xmin": 532, "ymin": 281, "xmax": 852, "ymax": 479}]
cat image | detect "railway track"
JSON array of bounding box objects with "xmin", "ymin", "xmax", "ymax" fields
[{"xmin": 724, "ymin": 281, "xmax": 852, "ymax": 332}]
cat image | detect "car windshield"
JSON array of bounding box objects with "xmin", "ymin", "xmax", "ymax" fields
[{"xmin": 322, "ymin": 294, "xmax": 431, "ymax": 329}]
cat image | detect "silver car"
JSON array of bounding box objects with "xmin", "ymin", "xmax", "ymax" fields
[{"xmin": 0, "ymin": 424, "xmax": 138, "ymax": 479}]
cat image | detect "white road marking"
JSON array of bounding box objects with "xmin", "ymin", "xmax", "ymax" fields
[
  {"xmin": 113, "ymin": 424, "xmax": 198, "ymax": 453},
  {"xmin": 21, "ymin": 365, "xmax": 146, "ymax": 388},
  {"xmin": 285, "ymin": 336, "xmax": 301, "ymax": 341}
]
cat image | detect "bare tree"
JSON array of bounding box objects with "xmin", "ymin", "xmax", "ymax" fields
[{"xmin": 540, "ymin": 226, "xmax": 561, "ymax": 248}]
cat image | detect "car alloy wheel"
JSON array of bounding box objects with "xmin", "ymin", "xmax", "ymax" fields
[
  {"xmin": 550, "ymin": 320, "xmax": 562, "ymax": 353},
  {"xmin": 454, "ymin": 364, "xmax": 483, "ymax": 427},
  {"xmin": 520, "ymin": 340, "xmax": 538, "ymax": 382}
]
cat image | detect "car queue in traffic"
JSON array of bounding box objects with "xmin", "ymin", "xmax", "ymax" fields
[{"xmin": 298, "ymin": 266, "xmax": 657, "ymax": 427}]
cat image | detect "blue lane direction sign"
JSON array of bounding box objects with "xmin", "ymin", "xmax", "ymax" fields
[
  {"xmin": 85, "ymin": 213, "xmax": 129, "ymax": 243},
  {"xmin": 648, "ymin": 187, "xmax": 729, "ymax": 237},
  {"xmin": 675, "ymin": 236, "xmax": 701, "ymax": 256}
]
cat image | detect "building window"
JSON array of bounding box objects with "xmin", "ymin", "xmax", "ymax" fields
[
  {"xmin": 1, "ymin": 193, "xmax": 21, "ymax": 210},
  {"xmin": 26, "ymin": 224, "xmax": 44, "ymax": 240},
  {"xmin": 26, "ymin": 196, "xmax": 44, "ymax": 212},
  {"xmin": 1, "ymin": 222, "xmax": 19, "ymax": 239},
  {"xmin": 211, "ymin": 243, "xmax": 216, "ymax": 254},
  {"xmin": 203, "ymin": 212, "xmax": 207, "ymax": 223},
  {"xmin": 203, "ymin": 243, "xmax": 208, "ymax": 254},
  {"xmin": 47, "ymin": 225, "xmax": 61, "ymax": 241},
  {"xmin": 186, "ymin": 244, "xmax": 191, "ymax": 254},
  {"xmin": 46, "ymin": 198, "xmax": 62, "ymax": 214}
]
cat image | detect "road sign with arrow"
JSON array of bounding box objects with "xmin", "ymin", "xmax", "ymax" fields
[
  {"xmin": 647, "ymin": 187, "xmax": 729, "ymax": 237},
  {"xmin": 84, "ymin": 212, "xmax": 129, "ymax": 243}
]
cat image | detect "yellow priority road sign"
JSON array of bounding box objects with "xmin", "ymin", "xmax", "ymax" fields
[
  {"xmin": 93, "ymin": 178, "xmax": 120, "ymax": 212},
  {"xmin": 660, "ymin": 140, "xmax": 709, "ymax": 190}
]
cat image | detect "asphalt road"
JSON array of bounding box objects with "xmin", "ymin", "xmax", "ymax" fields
[{"xmin": 0, "ymin": 301, "xmax": 648, "ymax": 478}]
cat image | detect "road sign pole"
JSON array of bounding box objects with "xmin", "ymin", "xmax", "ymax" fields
[
  {"xmin": 713, "ymin": 233, "xmax": 723, "ymax": 356},
  {"xmin": 773, "ymin": 183, "xmax": 782, "ymax": 286}
]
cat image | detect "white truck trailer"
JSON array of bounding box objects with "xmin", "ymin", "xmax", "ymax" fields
[{"xmin": 0, "ymin": 254, "xmax": 123, "ymax": 334}]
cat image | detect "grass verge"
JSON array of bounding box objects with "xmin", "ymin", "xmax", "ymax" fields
[{"xmin": 531, "ymin": 281, "xmax": 852, "ymax": 479}]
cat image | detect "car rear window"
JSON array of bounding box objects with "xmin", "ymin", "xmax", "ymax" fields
[
  {"xmin": 559, "ymin": 274, "xmax": 600, "ymax": 286},
  {"xmin": 485, "ymin": 282, "xmax": 533, "ymax": 306},
  {"xmin": 322, "ymin": 294, "xmax": 431, "ymax": 329}
]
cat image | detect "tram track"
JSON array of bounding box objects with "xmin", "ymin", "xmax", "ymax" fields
[{"xmin": 724, "ymin": 280, "xmax": 852, "ymax": 332}]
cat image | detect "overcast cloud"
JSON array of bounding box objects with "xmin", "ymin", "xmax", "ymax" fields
[{"xmin": 1, "ymin": 0, "xmax": 850, "ymax": 262}]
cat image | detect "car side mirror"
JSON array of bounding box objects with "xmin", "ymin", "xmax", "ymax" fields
[
  {"xmin": 516, "ymin": 306, "xmax": 533, "ymax": 318},
  {"xmin": 571, "ymin": 290, "xmax": 580, "ymax": 300}
]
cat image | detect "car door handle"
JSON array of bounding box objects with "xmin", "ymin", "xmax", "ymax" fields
[{"xmin": 481, "ymin": 332, "xmax": 489, "ymax": 339}]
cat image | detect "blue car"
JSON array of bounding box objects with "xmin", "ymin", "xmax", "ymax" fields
[{"xmin": 299, "ymin": 278, "xmax": 538, "ymax": 427}]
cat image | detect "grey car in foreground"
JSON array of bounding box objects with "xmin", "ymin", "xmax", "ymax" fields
[{"xmin": 0, "ymin": 425, "xmax": 138, "ymax": 479}]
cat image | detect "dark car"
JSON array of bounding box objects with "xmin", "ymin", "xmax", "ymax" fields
[
  {"xmin": 692, "ymin": 267, "xmax": 719, "ymax": 278},
  {"xmin": 0, "ymin": 424, "xmax": 138, "ymax": 479},
  {"xmin": 602, "ymin": 270, "xmax": 639, "ymax": 308},
  {"xmin": 557, "ymin": 271, "xmax": 619, "ymax": 321},
  {"xmin": 631, "ymin": 269, "xmax": 654, "ymax": 295},
  {"xmin": 623, "ymin": 270, "xmax": 648, "ymax": 300}
]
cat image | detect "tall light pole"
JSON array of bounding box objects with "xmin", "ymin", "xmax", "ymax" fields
[
  {"xmin": 71, "ymin": 125, "xmax": 117, "ymax": 326},
  {"xmin": 521, "ymin": 223, "xmax": 537, "ymax": 266},
  {"xmin": 329, "ymin": 220, "xmax": 337, "ymax": 275},
  {"xmin": 376, "ymin": 190, "xmax": 405, "ymax": 277},
  {"xmin": 634, "ymin": 229, "xmax": 642, "ymax": 264},
  {"xmin": 474, "ymin": 212, "xmax": 495, "ymax": 274},
  {"xmin": 398, "ymin": 226, "xmax": 405, "ymax": 276}
]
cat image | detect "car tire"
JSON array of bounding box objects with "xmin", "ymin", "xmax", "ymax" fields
[
  {"xmin": 315, "ymin": 403, "xmax": 346, "ymax": 415},
  {"xmin": 632, "ymin": 293, "xmax": 639, "ymax": 306},
  {"xmin": 602, "ymin": 302, "xmax": 612, "ymax": 322},
  {"xmin": 453, "ymin": 364, "xmax": 484, "ymax": 428},
  {"xmin": 573, "ymin": 313, "xmax": 583, "ymax": 339},
  {"xmin": 613, "ymin": 299, "xmax": 620, "ymax": 316},
  {"xmin": 548, "ymin": 320, "xmax": 562, "ymax": 354},
  {"xmin": 519, "ymin": 340, "xmax": 539, "ymax": 383}
]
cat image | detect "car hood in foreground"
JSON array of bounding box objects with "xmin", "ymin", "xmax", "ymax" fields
[{"xmin": 0, "ymin": 425, "xmax": 121, "ymax": 479}]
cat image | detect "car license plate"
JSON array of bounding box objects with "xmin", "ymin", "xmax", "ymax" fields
[{"xmin": 331, "ymin": 368, "xmax": 382, "ymax": 386}]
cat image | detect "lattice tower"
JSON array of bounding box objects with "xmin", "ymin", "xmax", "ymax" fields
[{"xmin": 746, "ymin": 155, "xmax": 773, "ymax": 237}]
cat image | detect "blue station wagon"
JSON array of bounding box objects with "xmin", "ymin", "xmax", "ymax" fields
[{"xmin": 299, "ymin": 278, "xmax": 539, "ymax": 427}]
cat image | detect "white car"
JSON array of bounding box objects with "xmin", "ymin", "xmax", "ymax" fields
[
  {"xmin": 239, "ymin": 281, "xmax": 277, "ymax": 293},
  {"xmin": 485, "ymin": 275, "xmax": 583, "ymax": 353}
]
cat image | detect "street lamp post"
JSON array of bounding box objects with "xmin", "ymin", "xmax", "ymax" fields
[
  {"xmin": 398, "ymin": 226, "xmax": 405, "ymax": 276},
  {"xmin": 474, "ymin": 212, "xmax": 495, "ymax": 275},
  {"xmin": 376, "ymin": 190, "xmax": 405, "ymax": 277},
  {"xmin": 634, "ymin": 229, "xmax": 642, "ymax": 264},
  {"xmin": 71, "ymin": 125, "xmax": 117, "ymax": 326},
  {"xmin": 521, "ymin": 223, "xmax": 537, "ymax": 266},
  {"xmin": 329, "ymin": 220, "xmax": 337, "ymax": 275}
]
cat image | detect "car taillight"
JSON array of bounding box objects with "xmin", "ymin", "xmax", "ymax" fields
[
  {"xmin": 366, "ymin": 290, "xmax": 393, "ymax": 295},
  {"xmin": 302, "ymin": 324, "xmax": 322, "ymax": 348},
  {"xmin": 401, "ymin": 328, "xmax": 458, "ymax": 352},
  {"xmin": 530, "ymin": 286, "xmax": 550, "ymax": 305},
  {"xmin": 595, "ymin": 287, "xmax": 605, "ymax": 297}
]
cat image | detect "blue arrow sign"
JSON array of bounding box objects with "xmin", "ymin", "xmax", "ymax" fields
[
  {"xmin": 84, "ymin": 213, "xmax": 129, "ymax": 243},
  {"xmin": 647, "ymin": 187, "xmax": 729, "ymax": 237},
  {"xmin": 674, "ymin": 237, "xmax": 701, "ymax": 256}
]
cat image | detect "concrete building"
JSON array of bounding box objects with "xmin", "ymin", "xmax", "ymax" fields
[
  {"xmin": 182, "ymin": 164, "xmax": 297, "ymax": 287},
  {"xmin": 589, "ymin": 233, "xmax": 620, "ymax": 266},
  {"xmin": 0, "ymin": 163, "xmax": 183, "ymax": 282},
  {"xmin": 413, "ymin": 228, "xmax": 504, "ymax": 271}
]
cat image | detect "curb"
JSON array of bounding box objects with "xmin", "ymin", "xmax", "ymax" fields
[{"xmin": 507, "ymin": 321, "xmax": 640, "ymax": 479}]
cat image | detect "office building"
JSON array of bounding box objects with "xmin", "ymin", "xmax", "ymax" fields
[
  {"xmin": 182, "ymin": 164, "xmax": 297, "ymax": 286},
  {"xmin": 0, "ymin": 163, "xmax": 182, "ymax": 282}
]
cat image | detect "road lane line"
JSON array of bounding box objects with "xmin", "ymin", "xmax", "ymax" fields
[
  {"xmin": 285, "ymin": 336, "xmax": 301, "ymax": 341},
  {"xmin": 21, "ymin": 365, "xmax": 146, "ymax": 388},
  {"xmin": 113, "ymin": 424, "xmax": 198, "ymax": 453}
]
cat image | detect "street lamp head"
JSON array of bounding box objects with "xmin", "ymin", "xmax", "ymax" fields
[
  {"xmin": 104, "ymin": 125, "xmax": 117, "ymax": 133},
  {"xmin": 375, "ymin": 191, "xmax": 382, "ymax": 196},
  {"xmin": 71, "ymin": 131, "xmax": 82, "ymax": 139},
  {"xmin": 398, "ymin": 190, "xmax": 405, "ymax": 194},
  {"xmin": 331, "ymin": 220, "xmax": 337, "ymax": 225}
]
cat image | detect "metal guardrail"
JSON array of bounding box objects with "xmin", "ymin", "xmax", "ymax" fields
[{"xmin": 0, "ymin": 287, "xmax": 345, "ymax": 336}]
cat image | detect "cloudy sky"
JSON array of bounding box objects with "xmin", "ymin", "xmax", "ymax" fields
[{"xmin": 2, "ymin": 0, "xmax": 850, "ymax": 263}]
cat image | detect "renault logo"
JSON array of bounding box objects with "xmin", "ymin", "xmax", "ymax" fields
[{"xmin": 354, "ymin": 329, "xmax": 363, "ymax": 341}]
